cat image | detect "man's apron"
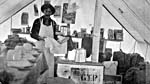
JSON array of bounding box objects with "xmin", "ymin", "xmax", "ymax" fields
[
  {"xmin": 36, "ymin": 19, "xmax": 67, "ymax": 54},
  {"xmin": 35, "ymin": 19, "xmax": 67, "ymax": 80}
]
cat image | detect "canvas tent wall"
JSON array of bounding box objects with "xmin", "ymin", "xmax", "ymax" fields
[
  {"xmin": 0, "ymin": 0, "xmax": 36, "ymax": 42},
  {"xmin": 101, "ymin": 0, "xmax": 150, "ymax": 61},
  {"xmin": 0, "ymin": 0, "xmax": 150, "ymax": 61}
]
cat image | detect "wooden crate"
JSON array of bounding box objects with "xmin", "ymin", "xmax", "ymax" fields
[
  {"xmin": 0, "ymin": 57, "xmax": 5, "ymax": 70},
  {"xmin": 57, "ymin": 60, "xmax": 104, "ymax": 84},
  {"xmin": 103, "ymin": 75, "xmax": 122, "ymax": 84},
  {"xmin": 146, "ymin": 64, "xmax": 150, "ymax": 84}
]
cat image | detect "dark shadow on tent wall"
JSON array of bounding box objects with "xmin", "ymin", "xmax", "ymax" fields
[
  {"xmin": 34, "ymin": 4, "xmax": 39, "ymax": 16},
  {"xmin": 21, "ymin": 12, "xmax": 29, "ymax": 25}
]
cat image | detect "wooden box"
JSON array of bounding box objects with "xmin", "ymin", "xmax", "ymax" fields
[
  {"xmin": 57, "ymin": 60, "xmax": 104, "ymax": 84},
  {"xmin": 146, "ymin": 63, "xmax": 150, "ymax": 84},
  {"xmin": 103, "ymin": 75, "xmax": 122, "ymax": 84}
]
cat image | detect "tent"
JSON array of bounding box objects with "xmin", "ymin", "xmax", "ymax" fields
[{"xmin": 0, "ymin": 0, "xmax": 150, "ymax": 61}]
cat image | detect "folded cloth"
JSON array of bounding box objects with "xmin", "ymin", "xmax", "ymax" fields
[
  {"xmin": 7, "ymin": 60, "xmax": 33, "ymax": 68},
  {"xmin": 45, "ymin": 37, "xmax": 67, "ymax": 54},
  {"xmin": 57, "ymin": 36, "xmax": 69, "ymax": 44},
  {"xmin": 35, "ymin": 41, "xmax": 45, "ymax": 51}
]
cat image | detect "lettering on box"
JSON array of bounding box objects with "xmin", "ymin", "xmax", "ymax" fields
[
  {"xmin": 71, "ymin": 68, "xmax": 101, "ymax": 84},
  {"xmin": 57, "ymin": 63, "xmax": 104, "ymax": 84}
]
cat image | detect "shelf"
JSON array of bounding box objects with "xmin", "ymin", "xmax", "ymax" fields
[
  {"xmin": 19, "ymin": 32, "xmax": 30, "ymax": 34},
  {"xmin": 105, "ymin": 39, "xmax": 123, "ymax": 42}
]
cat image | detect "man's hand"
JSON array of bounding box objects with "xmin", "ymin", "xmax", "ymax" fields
[
  {"xmin": 38, "ymin": 36, "xmax": 46, "ymax": 41},
  {"xmin": 57, "ymin": 36, "xmax": 69, "ymax": 44}
]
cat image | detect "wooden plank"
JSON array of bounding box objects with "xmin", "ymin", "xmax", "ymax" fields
[
  {"xmin": 102, "ymin": 0, "xmax": 144, "ymax": 43},
  {"xmin": 92, "ymin": 0, "xmax": 102, "ymax": 62},
  {"xmin": 146, "ymin": 64, "xmax": 150, "ymax": 84},
  {"xmin": 103, "ymin": 75, "xmax": 122, "ymax": 84},
  {"xmin": 57, "ymin": 60, "xmax": 103, "ymax": 66}
]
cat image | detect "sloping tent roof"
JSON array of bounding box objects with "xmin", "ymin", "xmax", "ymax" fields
[
  {"xmin": 0, "ymin": 0, "xmax": 150, "ymax": 45},
  {"xmin": 0, "ymin": 0, "xmax": 35, "ymax": 24},
  {"xmin": 102, "ymin": 0, "xmax": 150, "ymax": 44}
]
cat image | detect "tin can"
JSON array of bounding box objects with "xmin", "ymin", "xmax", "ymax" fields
[
  {"xmin": 26, "ymin": 26, "xmax": 30, "ymax": 34},
  {"xmin": 23, "ymin": 27, "xmax": 26, "ymax": 33}
]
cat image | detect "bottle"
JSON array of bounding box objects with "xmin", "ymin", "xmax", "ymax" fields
[
  {"xmin": 26, "ymin": 25, "xmax": 30, "ymax": 34},
  {"xmin": 100, "ymin": 28, "xmax": 104, "ymax": 39}
]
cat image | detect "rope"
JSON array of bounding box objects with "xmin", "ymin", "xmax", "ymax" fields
[
  {"xmin": 119, "ymin": 42, "xmax": 122, "ymax": 50},
  {"xmin": 39, "ymin": 0, "xmax": 43, "ymax": 17},
  {"xmin": 133, "ymin": 40, "xmax": 136, "ymax": 53},
  {"xmin": 119, "ymin": 27, "xmax": 123, "ymax": 50},
  {"xmin": 10, "ymin": 17, "xmax": 12, "ymax": 35},
  {"xmin": 145, "ymin": 44, "xmax": 149, "ymax": 59}
]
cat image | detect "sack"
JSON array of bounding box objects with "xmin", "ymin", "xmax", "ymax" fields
[
  {"xmin": 130, "ymin": 53, "xmax": 144, "ymax": 67},
  {"xmin": 113, "ymin": 51, "xmax": 131, "ymax": 74},
  {"xmin": 125, "ymin": 67, "xmax": 145, "ymax": 84},
  {"xmin": 81, "ymin": 37, "xmax": 92, "ymax": 58},
  {"xmin": 103, "ymin": 61, "xmax": 118, "ymax": 75},
  {"xmin": 135, "ymin": 69, "xmax": 145, "ymax": 84},
  {"xmin": 67, "ymin": 37, "xmax": 75, "ymax": 51}
]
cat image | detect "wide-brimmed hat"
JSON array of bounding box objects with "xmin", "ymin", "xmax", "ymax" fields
[{"xmin": 41, "ymin": 4, "xmax": 55, "ymax": 15}]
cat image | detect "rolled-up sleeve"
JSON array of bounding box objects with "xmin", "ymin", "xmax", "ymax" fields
[{"xmin": 30, "ymin": 19, "xmax": 41, "ymax": 41}]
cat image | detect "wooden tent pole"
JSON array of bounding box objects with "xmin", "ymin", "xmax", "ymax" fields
[{"xmin": 91, "ymin": 0, "xmax": 102, "ymax": 62}]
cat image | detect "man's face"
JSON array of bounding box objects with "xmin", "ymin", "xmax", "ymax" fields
[{"xmin": 43, "ymin": 8, "xmax": 52, "ymax": 16}]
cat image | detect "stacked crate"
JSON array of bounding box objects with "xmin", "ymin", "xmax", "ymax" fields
[{"xmin": 146, "ymin": 63, "xmax": 150, "ymax": 84}]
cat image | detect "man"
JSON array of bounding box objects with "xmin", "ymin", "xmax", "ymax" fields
[
  {"xmin": 30, "ymin": 3, "xmax": 57, "ymax": 41},
  {"xmin": 30, "ymin": 3, "xmax": 68, "ymax": 80}
]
